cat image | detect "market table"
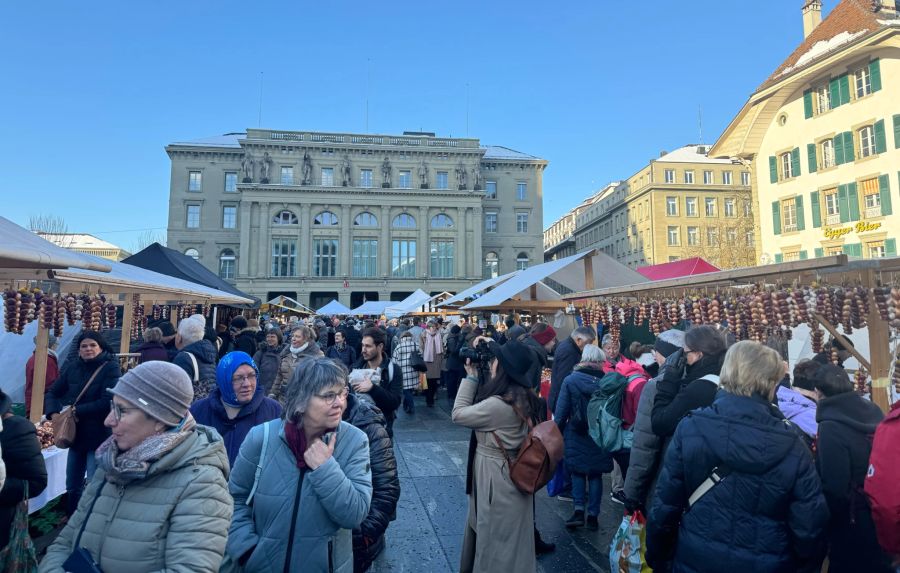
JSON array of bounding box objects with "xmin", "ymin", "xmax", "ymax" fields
[{"xmin": 29, "ymin": 446, "xmax": 68, "ymax": 514}]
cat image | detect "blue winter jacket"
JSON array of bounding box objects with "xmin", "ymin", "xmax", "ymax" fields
[
  {"xmin": 189, "ymin": 387, "xmax": 282, "ymax": 467},
  {"xmin": 554, "ymin": 367, "xmax": 614, "ymax": 476},
  {"xmin": 227, "ymin": 419, "xmax": 372, "ymax": 573},
  {"xmin": 646, "ymin": 392, "xmax": 828, "ymax": 573}
]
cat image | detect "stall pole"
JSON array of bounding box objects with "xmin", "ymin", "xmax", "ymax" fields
[
  {"xmin": 865, "ymin": 272, "xmax": 891, "ymax": 412},
  {"xmin": 29, "ymin": 322, "xmax": 50, "ymax": 423},
  {"xmin": 811, "ymin": 312, "xmax": 872, "ymax": 371},
  {"xmin": 170, "ymin": 307, "xmax": 178, "ymax": 328},
  {"xmin": 119, "ymin": 301, "xmax": 134, "ymax": 355},
  {"xmin": 583, "ymin": 255, "xmax": 595, "ymax": 291}
]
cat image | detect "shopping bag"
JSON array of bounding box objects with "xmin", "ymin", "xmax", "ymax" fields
[
  {"xmin": 418, "ymin": 372, "xmax": 429, "ymax": 391},
  {"xmin": 609, "ymin": 510, "xmax": 651, "ymax": 573},
  {"xmin": 546, "ymin": 460, "xmax": 566, "ymax": 497},
  {"xmin": 0, "ymin": 486, "xmax": 38, "ymax": 573}
]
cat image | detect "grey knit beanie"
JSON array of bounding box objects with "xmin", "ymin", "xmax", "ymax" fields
[{"xmin": 109, "ymin": 361, "xmax": 193, "ymax": 427}]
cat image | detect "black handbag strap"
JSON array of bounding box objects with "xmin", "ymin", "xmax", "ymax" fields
[
  {"xmin": 74, "ymin": 479, "xmax": 106, "ymax": 548},
  {"xmin": 283, "ymin": 469, "xmax": 307, "ymax": 573}
]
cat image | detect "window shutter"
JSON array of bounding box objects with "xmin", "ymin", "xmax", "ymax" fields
[
  {"xmin": 774, "ymin": 253, "xmax": 784, "ymax": 263},
  {"xmin": 804, "ymin": 90, "xmax": 814, "ymax": 118},
  {"xmin": 772, "ymin": 200, "xmax": 782, "ymax": 235},
  {"xmin": 838, "ymin": 184, "xmax": 850, "ymax": 223},
  {"xmin": 799, "ymin": 250, "xmax": 808, "ymax": 260},
  {"xmin": 791, "ymin": 147, "xmax": 801, "ymax": 177},
  {"xmin": 834, "ymin": 134, "xmax": 845, "ymax": 165},
  {"xmin": 870, "ymin": 59, "xmax": 882, "ymax": 93},
  {"xmin": 879, "ymin": 174, "xmax": 892, "ymax": 216},
  {"xmin": 814, "ymin": 247, "xmax": 824, "ymax": 258},
  {"xmin": 894, "ymin": 114, "xmax": 900, "ymax": 149},
  {"xmin": 829, "ymin": 77, "xmax": 841, "ymax": 108},
  {"xmin": 887, "ymin": 239, "xmax": 897, "ymax": 257},
  {"xmin": 839, "ymin": 74, "xmax": 851, "ymax": 106},
  {"xmin": 807, "ymin": 143, "xmax": 817, "ymax": 173},
  {"xmin": 795, "ymin": 194, "xmax": 805, "ymax": 231},
  {"xmin": 769, "ymin": 156, "xmax": 778, "ymax": 183},
  {"xmin": 843, "ymin": 131, "xmax": 855, "ymax": 162},
  {"xmin": 843, "ymin": 243, "xmax": 862, "ymax": 258},
  {"xmin": 874, "ymin": 119, "xmax": 887, "ymax": 154},
  {"xmin": 847, "ymin": 182, "xmax": 860, "ymax": 221},
  {"xmin": 811, "ymin": 191, "xmax": 822, "ymax": 228}
]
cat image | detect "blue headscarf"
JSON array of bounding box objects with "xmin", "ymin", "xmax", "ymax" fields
[{"xmin": 216, "ymin": 351, "xmax": 259, "ymax": 407}]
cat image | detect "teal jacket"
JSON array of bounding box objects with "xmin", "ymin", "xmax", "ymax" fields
[{"xmin": 227, "ymin": 419, "xmax": 372, "ymax": 573}]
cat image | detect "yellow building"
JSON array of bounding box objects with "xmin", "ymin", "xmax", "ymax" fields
[
  {"xmin": 37, "ymin": 233, "xmax": 131, "ymax": 262},
  {"xmin": 574, "ymin": 145, "xmax": 755, "ymax": 269},
  {"xmin": 711, "ymin": 0, "xmax": 899, "ymax": 262}
]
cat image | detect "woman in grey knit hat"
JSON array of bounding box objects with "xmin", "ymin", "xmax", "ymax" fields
[{"xmin": 40, "ymin": 361, "xmax": 233, "ymax": 573}]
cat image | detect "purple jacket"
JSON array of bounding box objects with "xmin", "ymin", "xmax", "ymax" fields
[{"xmin": 776, "ymin": 386, "xmax": 818, "ymax": 438}]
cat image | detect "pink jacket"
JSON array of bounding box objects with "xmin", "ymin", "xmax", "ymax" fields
[{"xmin": 603, "ymin": 357, "xmax": 648, "ymax": 429}]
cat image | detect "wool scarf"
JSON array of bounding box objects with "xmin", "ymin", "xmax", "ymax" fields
[
  {"xmin": 423, "ymin": 330, "xmax": 442, "ymax": 362},
  {"xmin": 284, "ymin": 420, "xmax": 309, "ymax": 469},
  {"xmin": 96, "ymin": 413, "xmax": 197, "ymax": 485}
]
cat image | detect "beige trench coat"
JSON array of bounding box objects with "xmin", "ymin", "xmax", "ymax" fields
[
  {"xmin": 451, "ymin": 376, "xmax": 535, "ymax": 573},
  {"xmin": 269, "ymin": 343, "xmax": 324, "ymax": 403}
]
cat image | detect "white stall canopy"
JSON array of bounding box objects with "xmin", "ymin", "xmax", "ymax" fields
[{"xmin": 0, "ymin": 216, "xmax": 112, "ymax": 273}]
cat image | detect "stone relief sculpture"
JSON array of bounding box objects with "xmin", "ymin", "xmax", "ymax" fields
[
  {"xmin": 260, "ymin": 152, "xmax": 272, "ymax": 183},
  {"xmin": 341, "ymin": 154, "xmax": 352, "ymax": 187},
  {"xmin": 301, "ymin": 150, "xmax": 313, "ymax": 185},
  {"xmin": 381, "ymin": 157, "xmax": 392, "ymax": 188},
  {"xmin": 418, "ymin": 160, "xmax": 429, "ymax": 189},
  {"xmin": 241, "ymin": 153, "xmax": 254, "ymax": 183},
  {"xmin": 455, "ymin": 161, "xmax": 468, "ymax": 190},
  {"xmin": 472, "ymin": 165, "xmax": 483, "ymax": 191}
]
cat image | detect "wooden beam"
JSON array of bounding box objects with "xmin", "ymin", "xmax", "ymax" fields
[
  {"xmin": 864, "ymin": 271, "xmax": 891, "ymax": 412},
  {"xmin": 477, "ymin": 301, "xmax": 567, "ymax": 312},
  {"xmin": 810, "ymin": 312, "xmax": 871, "ymax": 371},
  {"xmin": 29, "ymin": 323, "xmax": 49, "ymax": 423},
  {"xmin": 583, "ymin": 255, "xmax": 595, "ymax": 291},
  {"xmin": 529, "ymin": 283, "xmax": 538, "ymax": 300},
  {"xmin": 120, "ymin": 300, "xmax": 134, "ymax": 355}
]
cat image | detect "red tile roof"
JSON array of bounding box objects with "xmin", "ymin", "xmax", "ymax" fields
[
  {"xmin": 758, "ymin": 0, "xmax": 893, "ymax": 91},
  {"xmin": 636, "ymin": 257, "xmax": 720, "ymax": 281}
]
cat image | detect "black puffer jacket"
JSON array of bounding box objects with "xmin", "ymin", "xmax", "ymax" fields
[
  {"xmin": 45, "ymin": 351, "xmax": 121, "ymax": 452},
  {"xmin": 0, "ymin": 391, "xmax": 47, "ymax": 549},
  {"xmin": 232, "ymin": 328, "xmax": 259, "ymax": 357},
  {"xmin": 445, "ymin": 333, "xmax": 464, "ymax": 372},
  {"xmin": 252, "ymin": 343, "xmax": 284, "ymax": 395},
  {"xmin": 172, "ymin": 339, "xmax": 218, "ymax": 401},
  {"xmin": 343, "ymin": 394, "xmax": 399, "ymax": 572}
]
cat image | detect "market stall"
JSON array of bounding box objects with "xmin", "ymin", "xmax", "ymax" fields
[
  {"xmin": 261, "ymin": 295, "xmax": 315, "ymax": 318},
  {"xmin": 562, "ymin": 254, "xmax": 900, "ymax": 412},
  {"xmin": 317, "ymin": 299, "xmax": 352, "ymax": 316},
  {"xmin": 350, "ymin": 300, "xmax": 393, "ymax": 317},
  {"xmin": 385, "ymin": 289, "xmax": 431, "ymax": 318}
]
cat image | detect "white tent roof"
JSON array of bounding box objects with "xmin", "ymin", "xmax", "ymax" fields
[
  {"xmin": 317, "ymin": 299, "xmax": 352, "ymax": 316},
  {"xmin": 350, "ymin": 300, "xmax": 393, "ymax": 316},
  {"xmin": 461, "ymin": 250, "xmax": 648, "ymax": 310},
  {"xmin": 265, "ymin": 295, "xmax": 315, "ymax": 314},
  {"xmin": 0, "ymin": 217, "xmax": 112, "ymax": 273},
  {"xmin": 385, "ymin": 289, "xmax": 431, "ymax": 318},
  {"xmin": 439, "ymin": 271, "xmax": 520, "ymax": 307}
]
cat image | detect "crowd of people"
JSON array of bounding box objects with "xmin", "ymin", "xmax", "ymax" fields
[{"xmin": 1, "ymin": 309, "xmax": 898, "ymax": 572}]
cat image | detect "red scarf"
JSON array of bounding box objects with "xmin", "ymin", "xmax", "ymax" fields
[{"xmin": 284, "ymin": 421, "xmax": 308, "ymax": 469}]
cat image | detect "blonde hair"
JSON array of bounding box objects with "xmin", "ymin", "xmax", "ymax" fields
[{"xmin": 720, "ymin": 341, "xmax": 782, "ymax": 398}]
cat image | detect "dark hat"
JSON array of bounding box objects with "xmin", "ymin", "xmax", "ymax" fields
[
  {"xmin": 230, "ymin": 316, "xmax": 248, "ymax": 330},
  {"xmin": 506, "ymin": 325, "xmax": 527, "ymax": 342},
  {"xmin": 489, "ymin": 340, "xmax": 533, "ymax": 389}
]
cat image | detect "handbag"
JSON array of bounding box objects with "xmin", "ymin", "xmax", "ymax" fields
[
  {"xmin": 0, "ymin": 484, "xmax": 38, "ymax": 573},
  {"xmin": 52, "ymin": 366, "xmax": 104, "ymax": 449},
  {"xmin": 410, "ymin": 349, "xmax": 427, "ymax": 373},
  {"xmin": 492, "ymin": 405, "xmax": 564, "ymax": 495},
  {"xmin": 609, "ymin": 510, "xmax": 651, "ymax": 573},
  {"xmin": 62, "ymin": 480, "xmax": 105, "ymax": 573}
]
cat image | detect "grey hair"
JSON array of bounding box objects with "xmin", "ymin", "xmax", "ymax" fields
[
  {"xmin": 581, "ymin": 344, "xmax": 606, "ymax": 363},
  {"xmin": 720, "ymin": 341, "xmax": 782, "ymax": 398},
  {"xmin": 177, "ymin": 314, "xmax": 206, "ymax": 346},
  {"xmin": 143, "ymin": 327, "xmax": 163, "ymax": 343},
  {"xmin": 571, "ymin": 326, "xmax": 597, "ymax": 343},
  {"xmin": 601, "ymin": 333, "xmax": 615, "ymax": 347},
  {"xmin": 282, "ymin": 357, "xmax": 349, "ymax": 423}
]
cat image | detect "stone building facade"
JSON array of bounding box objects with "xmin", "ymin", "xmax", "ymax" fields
[{"xmin": 165, "ymin": 129, "xmax": 546, "ymax": 308}]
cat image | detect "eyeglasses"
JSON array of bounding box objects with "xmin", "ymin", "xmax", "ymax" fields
[
  {"xmin": 110, "ymin": 400, "xmax": 140, "ymax": 421},
  {"xmin": 232, "ymin": 372, "xmax": 258, "ymax": 385},
  {"xmin": 315, "ymin": 387, "xmax": 349, "ymax": 406}
]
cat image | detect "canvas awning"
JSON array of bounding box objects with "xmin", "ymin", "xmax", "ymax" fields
[
  {"xmin": 0, "ymin": 216, "xmax": 112, "ymax": 273},
  {"xmin": 636, "ymin": 257, "xmax": 720, "ymax": 281},
  {"xmin": 317, "ymin": 299, "xmax": 352, "ymax": 316},
  {"xmin": 263, "ymin": 295, "xmax": 315, "ymax": 315},
  {"xmin": 439, "ymin": 271, "xmax": 520, "ymax": 308},
  {"xmin": 350, "ymin": 301, "xmax": 393, "ymax": 316},
  {"xmin": 385, "ymin": 289, "xmax": 431, "ymax": 318}
]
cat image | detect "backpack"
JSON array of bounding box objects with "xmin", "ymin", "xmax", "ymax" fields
[
  {"xmin": 586, "ymin": 371, "xmax": 643, "ymax": 453},
  {"xmin": 864, "ymin": 401, "xmax": 900, "ymax": 556},
  {"xmin": 492, "ymin": 405, "xmax": 564, "ymax": 495}
]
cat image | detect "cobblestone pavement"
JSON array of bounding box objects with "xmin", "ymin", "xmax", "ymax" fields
[{"xmin": 371, "ymin": 389, "xmax": 622, "ymax": 572}]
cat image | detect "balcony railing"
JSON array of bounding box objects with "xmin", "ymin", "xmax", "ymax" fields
[
  {"xmin": 826, "ymin": 214, "xmax": 841, "ymax": 226},
  {"xmin": 783, "ymin": 224, "xmax": 798, "ymax": 233},
  {"xmin": 865, "ymin": 206, "xmax": 882, "ymax": 218},
  {"xmin": 245, "ymin": 129, "xmax": 480, "ymax": 149}
]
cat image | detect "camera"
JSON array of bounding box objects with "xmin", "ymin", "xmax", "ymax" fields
[{"xmin": 459, "ymin": 340, "xmax": 495, "ymax": 365}]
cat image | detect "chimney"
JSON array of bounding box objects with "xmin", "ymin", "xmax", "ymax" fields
[
  {"xmin": 803, "ymin": 0, "xmax": 822, "ymax": 38},
  {"xmin": 873, "ymin": 0, "xmax": 897, "ymax": 15}
]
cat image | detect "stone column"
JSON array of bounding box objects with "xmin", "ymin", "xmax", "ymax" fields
[
  {"xmin": 456, "ymin": 206, "xmax": 466, "ymax": 279},
  {"xmin": 380, "ymin": 205, "xmax": 391, "ymax": 277},
  {"xmin": 473, "ymin": 206, "xmax": 483, "ymax": 278},
  {"xmin": 418, "ymin": 206, "xmax": 429, "ymax": 278},
  {"xmin": 257, "ymin": 202, "xmax": 269, "ymax": 277},
  {"xmin": 299, "ymin": 204, "xmax": 311, "ymax": 276},
  {"xmin": 340, "ymin": 204, "xmax": 351, "ymax": 276},
  {"xmin": 238, "ymin": 202, "xmax": 252, "ymax": 277}
]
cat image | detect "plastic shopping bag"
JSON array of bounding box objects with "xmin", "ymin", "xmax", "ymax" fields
[
  {"xmin": 609, "ymin": 510, "xmax": 651, "ymax": 573},
  {"xmin": 546, "ymin": 460, "xmax": 566, "ymax": 497}
]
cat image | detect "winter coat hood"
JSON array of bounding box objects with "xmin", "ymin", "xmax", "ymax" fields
[
  {"xmin": 816, "ymin": 391, "xmax": 882, "ymax": 434},
  {"xmin": 182, "ymin": 339, "xmax": 218, "ymax": 364},
  {"xmin": 566, "ymin": 368, "xmax": 604, "ymax": 394},
  {"xmin": 573, "ymin": 362, "xmax": 605, "ymax": 378},
  {"xmin": 614, "ymin": 357, "xmax": 647, "ymax": 379}
]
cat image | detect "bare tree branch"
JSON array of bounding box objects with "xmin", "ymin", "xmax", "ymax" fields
[
  {"xmin": 28, "ymin": 214, "xmax": 72, "ymax": 248},
  {"xmin": 131, "ymin": 230, "xmax": 166, "ymax": 253}
]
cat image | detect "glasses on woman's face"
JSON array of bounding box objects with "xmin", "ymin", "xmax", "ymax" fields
[
  {"xmin": 110, "ymin": 400, "xmax": 140, "ymax": 421},
  {"xmin": 315, "ymin": 387, "xmax": 349, "ymax": 406},
  {"xmin": 232, "ymin": 372, "xmax": 258, "ymax": 385}
]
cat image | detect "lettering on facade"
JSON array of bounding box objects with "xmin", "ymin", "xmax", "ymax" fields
[{"xmin": 823, "ymin": 221, "xmax": 882, "ymax": 240}]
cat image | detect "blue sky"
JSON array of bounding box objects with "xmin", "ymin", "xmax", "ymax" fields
[{"xmin": 0, "ymin": 1, "xmax": 833, "ymax": 251}]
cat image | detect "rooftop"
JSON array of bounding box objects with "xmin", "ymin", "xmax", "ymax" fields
[
  {"xmin": 36, "ymin": 232, "xmax": 128, "ymax": 252},
  {"xmin": 654, "ymin": 144, "xmax": 736, "ymax": 164}
]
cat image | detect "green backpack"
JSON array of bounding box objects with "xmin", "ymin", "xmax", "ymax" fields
[{"xmin": 586, "ymin": 371, "xmax": 643, "ymax": 453}]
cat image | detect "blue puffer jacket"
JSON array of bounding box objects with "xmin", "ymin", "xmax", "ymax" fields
[
  {"xmin": 189, "ymin": 387, "xmax": 282, "ymax": 467},
  {"xmin": 646, "ymin": 392, "xmax": 828, "ymax": 573},
  {"xmin": 227, "ymin": 419, "xmax": 372, "ymax": 573},
  {"xmin": 554, "ymin": 366, "xmax": 613, "ymax": 476}
]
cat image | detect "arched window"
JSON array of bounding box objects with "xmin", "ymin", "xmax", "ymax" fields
[
  {"xmin": 272, "ymin": 210, "xmax": 298, "ymax": 225},
  {"xmin": 219, "ymin": 249, "xmax": 236, "ymax": 279},
  {"xmin": 184, "ymin": 248, "xmax": 200, "ymax": 260},
  {"xmin": 354, "ymin": 212, "xmax": 378, "ymax": 226},
  {"xmin": 392, "ymin": 213, "xmax": 416, "ymax": 229},
  {"xmin": 314, "ymin": 211, "xmax": 339, "ymax": 225},
  {"xmin": 516, "ymin": 252, "xmax": 529, "ymax": 271},
  {"xmin": 483, "ymin": 252, "xmax": 499, "ymax": 279},
  {"xmin": 430, "ymin": 213, "xmax": 453, "ymax": 229}
]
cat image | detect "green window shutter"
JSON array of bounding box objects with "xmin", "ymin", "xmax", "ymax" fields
[
  {"xmin": 874, "ymin": 119, "xmax": 887, "ymax": 154},
  {"xmin": 870, "ymin": 59, "xmax": 882, "ymax": 93},
  {"xmin": 879, "ymin": 174, "xmax": 892, "ymax": 216},
  {"xmin": 772, "ymin": 200, "xmax": 782, "ymax": 235},
  {"xmin": 804, "ymin": 90, "xmax": 814, "ymax": 118},
  {"xmin": 769, "ymin": 156, "xmax": 778, "ymax": 183},
  {"xmin": 791, "ymin": 147, "xmax": 801, "ymax": 177},
  {"xmin": 844, "ymin": 131, "xmax": 855, "ymax": 162},
  {"xmin": 838, "ymin": 184, "xmax": 850, "ymax": 223},
  {"xmin": 847, "ymin": 182, "xmax": 860, "ymax": 221},
  {"xmin": 893, "ymin": 114, "xmax": 900, "ymax": 149},
  {"xmin": 796, "ymin": 194, "xmax": 805, "ymax": 231},
  {"xmin": 811, "ymin": 191, "xmax": 822, "ymax": 228},
  {"xmin": 839, "ymin": 74, "xmax": 851, "ymax": 106},
  {"xmin": 814, "ymin": 247, "xmax": 824, "ymax": 258},
  {"xmin": 807, "ymin": 143, "xmax": 817, "ymax": 173},
  {"xmin": 886, "ymin": 238, "xmax": 897, "ymax": 257},
  {"xmin": 829, "ymin": 77, "xmax": 841, "ymax": 108},
  {"xmin": 834, "ymin": 134, "xmax": 845, "ymax": 165},
  {"xmin": 774, "ymin": 253, "xmax": 784, "ymax": 263},
  {"xmin": 843, "ymin": 243, "xmax": 862, "ymax": 258},
  {"xmin": 799, "ymin": 250, "xmax": 808, "ymax": 260}
]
